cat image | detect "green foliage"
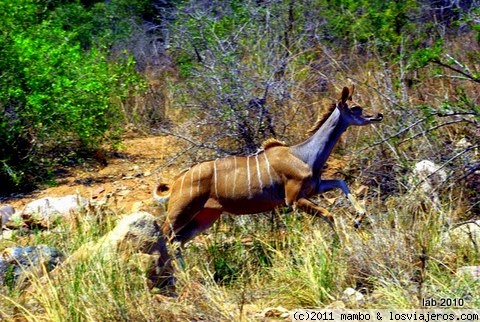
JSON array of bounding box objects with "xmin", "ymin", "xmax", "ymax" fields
[
  {"xmin": 318, "ymin": 0, "xmax": 418, "ymax": 53},
  {"xmin": 0, "ymin": 0, "xmax": 145, "ymax": 192},
  {"xmin": 408, "ymin": 40, "xmax": 444, "ymax": 69},
  {"xmin": 172, "ymin": 0, "xmax": 251, "ymax": 78},
  {"xmin": 167, "ymin": 0, "xmax": 476, "ymax": 155}
]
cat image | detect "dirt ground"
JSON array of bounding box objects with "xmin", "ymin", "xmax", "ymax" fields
[
  {"xmin": 2, "ymin": 136, "xmax": 185, "ymax": 214},
  {"xmin": 1, "ymin": 135, "xmax": 346, "ymax": 215}
]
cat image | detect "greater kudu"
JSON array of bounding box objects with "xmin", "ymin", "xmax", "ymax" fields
[{"xmin": 155, "ymin": 86, "xmax": 383, "ymax": 246}]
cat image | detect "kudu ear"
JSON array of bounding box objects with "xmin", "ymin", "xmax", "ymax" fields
[
  {"xmin": 348, "ymin": 84, "xmax": 355, "ymax": 100},
  {"xmin": 341, "ymin": 87, "xmax": 350, "ymax": 103}
]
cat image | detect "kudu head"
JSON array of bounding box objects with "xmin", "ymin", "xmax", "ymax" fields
[{"xmin": 337, "ymin": 86, "xmax": 383, "ymax": 126}]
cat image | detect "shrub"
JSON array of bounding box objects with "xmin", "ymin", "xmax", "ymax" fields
[{"xmin": 0, "ymin": 0, "xmax": 145, "ymax": 192}]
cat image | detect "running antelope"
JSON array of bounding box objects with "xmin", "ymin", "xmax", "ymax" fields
[{"xmin": 156, "ymin": 86, "xmax": 383, "ymax": 245}]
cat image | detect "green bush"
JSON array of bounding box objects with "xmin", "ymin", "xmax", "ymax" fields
[{"xmin": 0, "ymin": 0, "xmax": 144, "ymax": 192}]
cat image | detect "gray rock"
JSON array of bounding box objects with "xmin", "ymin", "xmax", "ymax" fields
[
  {"xmin": 342, "ymin": 287, "xmax": 365, "ymax": 306},
  {"xmin": 447, "ymin": 220, "xmax": 480, "ymax": 246},
  {"xmin": 438, "ymin": 221, "xmax": 480, "ymax": 265},
  {"xmin": 457, "ymin": 266, "xmax": 480, "ymax": 281},
  {"xmin": 20, "ymin": 195, "xmax": 87, "ymax": 227},
  {"xmin": 409, "ymin": 160, "xmax": 448, "ymax": 209},
  {"xmin": 0, "ymin": 205, "xmax": 15, "ymax": 227},
  {"xmin": 65, "ymin": 211, "xmax": 174, "ymax": 292},
  {"xmin": 0, "ymin": 245, "xmax": 63, "ymax": 287}
]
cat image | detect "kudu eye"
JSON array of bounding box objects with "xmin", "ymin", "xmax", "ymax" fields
[{"xmin": 350, "ymin": 105, "xmax": 362, "ymax": 113}]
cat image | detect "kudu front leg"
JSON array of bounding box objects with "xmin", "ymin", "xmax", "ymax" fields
[
  {"xmin": 295, "ymin": 198, "xmax": 335, "ymax": 230},
  {"xmin": 317, "ymin": 180, "xmax": 366, "ymax": 228}
]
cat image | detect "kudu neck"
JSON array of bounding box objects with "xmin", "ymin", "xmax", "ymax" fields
[{"xmin": 291, "ymin": 107, "xmax": 349, "ymax": 176}]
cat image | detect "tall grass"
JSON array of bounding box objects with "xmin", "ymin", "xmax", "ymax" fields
[{"xmin": 0, "ymin": 183, "xmax": 478, "ymax": 321}]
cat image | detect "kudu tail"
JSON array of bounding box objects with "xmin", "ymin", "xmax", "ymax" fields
[{"xmin": 153, "ymin": 182, "xmax": 171, "ymax": 205}]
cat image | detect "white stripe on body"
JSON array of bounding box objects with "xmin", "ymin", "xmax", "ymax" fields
[
  {"xmin": 246, "ymin": 156, "xmax": 252, "ymax": 198},
  {"xmin": 213, "ymin": 159, "xmax": 219, "ymax": 198},
  {"xmin": 263, "ymin": 153, "xmax": 274, "ymax": 186},
  {"xmin": 190, "ymin": 165, "xmax": 194, "ymax": 197},
  {"xmin": 255, "ymin": 155, "xmax": 263, "ymax": 190},
  {"xmin": 232, "ymin": 156, "xmax": 237, "ymax": 197},
  {"xmin": 224, "ymin": 158, "xmax": 229, "ymax": 197},
  {"xmin": 179, "ymin": 171, "xmax": 187, "ymax": 196},
  {"xmin": 197, "ymin": 164, "xmax": 202, "ymax": 194}
]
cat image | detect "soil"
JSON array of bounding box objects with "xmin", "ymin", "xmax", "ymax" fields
[
  {"xmin": 1, "ymin": 135, "xmax": 346, "ymax": 215},
  {"xmin": 1, "ymin": 135, "xmax": 186, "ymax": 214}
]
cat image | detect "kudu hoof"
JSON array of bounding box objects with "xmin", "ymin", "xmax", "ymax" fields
[{"xmin": 353, "ymin": 219, "xmax": 361, "ymax": 229}]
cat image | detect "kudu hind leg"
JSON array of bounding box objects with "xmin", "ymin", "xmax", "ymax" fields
[
  {"xmin": 174, "ymin": 207, "xmax": 222, "ymax": 245},
  {"xmin": 164, "ymin": 207, "xmax": 221, "ymax": 270},
  {"xmin": 161, "ymin": 194, "xmax": 210, "ymax": 241},
  {"xmin": 317, "ymin": 180, "xmax": 366, "ymax": 228}
]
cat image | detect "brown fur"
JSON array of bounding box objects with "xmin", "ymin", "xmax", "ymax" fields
[
  {"xmin": 159, "ymin": 146, "xmax": 331, "ymax": 245},
  {"xmin": 261, "ymin": 138, "xmax": 286, "ymax": 150},
  {"xmin": 307, "ymin": 85, "xmax": 356, "ymax": 136}
]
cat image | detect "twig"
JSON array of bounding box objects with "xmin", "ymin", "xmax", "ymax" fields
[
  {"xmin": 430, "ymin": 58, "xmax": 480, "ymax": 84},
  {"xmin": 456, "ymin": 162, "xmax": 480, "ymax": 182},
  {"xmin": 151, "ymin": 145, "xmax": 197, "ymax": 176},
  {"xmin": 356, "ymin": 111, "xmax": 479, "ymax": 153},
  {"xmin": 159, "ymin": 129, "xmax": 232, "ymax": 155},
  {"xmin": 356, "ymin": 117, "xmax": 427, "ymax": 153},
  {"xmin": 451, "ymin": 219, "xmax": 480, "ymax": 230},
  {"xmin": 397, "ymin": 118, "xmax": 474, "ymax": 146},
  {"xmin": 346, "ymin": 76, "xmax": 406, "ymax": 110}
]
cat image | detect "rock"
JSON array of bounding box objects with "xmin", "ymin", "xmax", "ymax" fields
[
  {"xmin": 439, "ymin": 221, "xmax": 480, "ymax": 265},
  {"xmin": 131, "ymin": 201, "xmax": 144, "ymax": 212},
  {"xmin": 411, "ymin": 160, "xmax": 447, "ymax": 186},
  {"xmin": 0, "ymin": 230, "xmax": 15, "ymax": 240},
  {"xmin": 410, "ymin": 160, "xmax": 447, "ymax": 193},
  {"xmin": 457, "ymin": 266, "xmax": 480, "ymax": 281},
  {"xmin": 20, "ymin": 195, "xmax": 87, "ymax": 228},
  {"xmin": 342, "ymin": 287, "xmax": 365, "ymax": 306},
  {"xmin": 256, "ymin": 306, "xmax": 290, "ymax": 319},
  {"xmin": 447, "ymin": 220, "xmax": 480, "ymax": 247},
  {"xmin": 91, "ymin": 186, "xmax": 106, "ymax": 199},
  {"xmin": 446, "ymin": 220, "xmax": 480, "ymax": 247},
  {"xmin": 0, "ymin": 205, "xmax": 15, "ymax": 227},
  {"xmin": 409, "ymin": 160, "xmax": 448, "ymax": 209},
  {"xmin": 0, "ymin": 245, "xmax": 63, "ymax": 287},
  {"xmin": 65, "ymin": 211, "xmax": 173, "ymax": 292}
]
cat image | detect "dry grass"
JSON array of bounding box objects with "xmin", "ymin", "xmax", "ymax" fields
[{"xmin": 0, "ymin": 186, "xmax": 479, "ymax": 321}]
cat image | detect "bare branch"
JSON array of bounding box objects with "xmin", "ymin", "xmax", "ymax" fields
[
  {"xmin": 430, "ymin": 58, "xmax": 480, "ymax": 84},
  {"xmin": 159, "ymin": 129, "xmax": 233, "ymax": 155},
  {"xmin": 398, "ymin": 118, "xmax": 475, "ymax": 146},
  {"xmin": 151, "ymin": 145, "xmax": 197, "ymax": 176},
  {"xmin": 356, "ymin": 111, "xmax": 479, "ymax": 153}
]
